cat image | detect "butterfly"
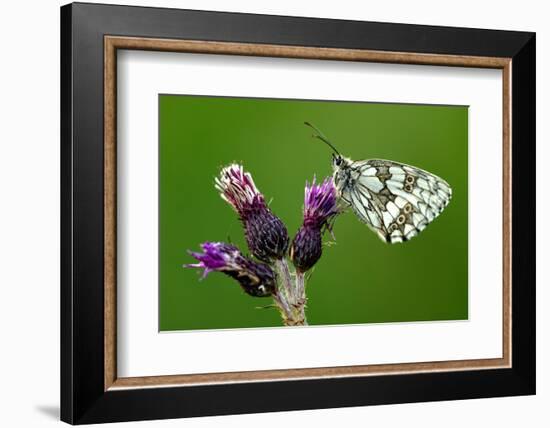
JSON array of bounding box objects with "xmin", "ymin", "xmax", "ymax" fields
[{"xmin": 305, "ymin": 122, "xmax": 452, "ymax": 244}]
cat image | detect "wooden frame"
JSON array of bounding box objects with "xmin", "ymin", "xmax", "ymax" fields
[
  {"xmin": 62, "ymin": 2, "xmax": 535, "ymax": 424},
  {"xmin": 104, "ymin": 36, "xmax": 513, "ymax": 390}
]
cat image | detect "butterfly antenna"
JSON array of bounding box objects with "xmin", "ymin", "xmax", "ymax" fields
[{"xmin": 304, "ymin": 122, "xmax": 341, "ymax": 156}]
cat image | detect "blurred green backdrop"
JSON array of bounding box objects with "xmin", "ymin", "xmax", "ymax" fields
[{"xmin": 159, "ymin": 95, "xmax": 468, "ymax": 331}]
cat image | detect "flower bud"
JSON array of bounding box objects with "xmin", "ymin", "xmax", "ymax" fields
[
  {"xmin": 215, "ymin": 164, "xmax": 289, "ymax": 262},
  {"xmin": 186, "ymin": 242, "xmax": 276, "ymax": 297},
  {"xmin": 290, "ymin": 177, "xmax": 339, "ymax": 272}
]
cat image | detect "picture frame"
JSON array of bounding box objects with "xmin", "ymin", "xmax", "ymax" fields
[{"xmin": 60, "ymin": 2, "xmax": 535, "ymax": 424}]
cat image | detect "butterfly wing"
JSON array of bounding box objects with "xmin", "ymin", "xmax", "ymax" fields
[{"xmin": 342, "ymin": 159, "xmax": 452, "ymax": 243}]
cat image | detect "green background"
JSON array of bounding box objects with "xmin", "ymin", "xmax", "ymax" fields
[{"xmin": 159, "ymin": 95, "xmax": 468, "ymax": 331}]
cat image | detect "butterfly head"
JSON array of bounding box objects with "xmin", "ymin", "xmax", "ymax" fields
[
  {"xmin": 332, "ymin": 153, "xmax": 344, "ymax": 168},
  {"xmin": 332, "ymin": 154, "xmax": 352, "ymax": 175},
  {"xmin": 331, "ymin": 155, "xmax": 354, "ymax": 194},
  {"xmin": 332, "ymin": 153, "xmax": 352, "ymax": 179}
]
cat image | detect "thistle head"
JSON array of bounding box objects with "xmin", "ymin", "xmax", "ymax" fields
[
  {"xmin": 215, "ymin": 164, "xmax": 289, "ymax": 262},
  {"xmin": 290, "ymin": 177, "xmax": 339, "ymax": 273},
  {"xmin": 185, "ymin": 242, "xmax": 276, "ymax": 297},
  {"xmin": 186, "ymin": 242, "xmax": 238, "ymax": 278},
  {"xmin": 303, "ymin": 177, "xmax": 339, "ymax": 230},
  {"xmin": 215, "ymin": 164, "xmax": 264, "ymax": 218},
  {"xmin": 290, "ymin": 227, "xmax": 323, "ymax": 273}
]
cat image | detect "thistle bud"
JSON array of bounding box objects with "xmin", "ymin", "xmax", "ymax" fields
[
  {"xmin": 290, "ymin": 177, "xmax": 339, "ymax": 273},
  {"xmin": 215, "ymin": 164, "xmax": 289, "ymax": 262},
  {"xmin": 185, "ymin": 242, "xmax": 276, "ymax": 297}
]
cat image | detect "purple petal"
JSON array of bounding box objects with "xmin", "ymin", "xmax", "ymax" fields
[
  {"xmin": 303, "ymin": 177, "xmax": 339, "ymax": 227},
  {"xmin": 214, "ymin": 164, "xmax": 265, "ymax": 216},
  {"xmin": 185, "ymin": 242, "xmax": 240, "ymax": 277}
]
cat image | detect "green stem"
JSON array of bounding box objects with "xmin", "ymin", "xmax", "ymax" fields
[
  {"xmin": 273, "ymin": 259, "xmax": 307, "ymax": 326},
  {"xmin": 274, "ymin": 258, "xmax": 294, "ymax": 300},
  {"xmin": 296, "ymin": 271, "xmax": 306, "ymax": 303}
]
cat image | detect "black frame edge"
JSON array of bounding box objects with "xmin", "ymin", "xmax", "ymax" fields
[
  {"xmin": 60, "ymin": 3, "xmax": 74, "ymax": 425},
  {"xmin": 510, "ymin": 33, "xmax": 536, "ymax": 394},
  {"xmin": 71, "ymin": 1, "xmax": 533, "ymax": 57}
]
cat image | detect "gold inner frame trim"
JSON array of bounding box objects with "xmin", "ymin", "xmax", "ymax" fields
[{"xmin": 104, "ymin": 35, "xmax": 512, "ymax": 391}]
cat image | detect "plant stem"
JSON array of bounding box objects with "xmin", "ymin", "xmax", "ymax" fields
[
  {"xmin": 273, "ymin": 258, "xmax": 294, "ymax": 300},
  {"xmin": 296, "ymin": 271, "xmax": 307, "ymax": 303},
  {"xmin": 273, "ymin": 259, "xmax": 307, "ymax": 326}
]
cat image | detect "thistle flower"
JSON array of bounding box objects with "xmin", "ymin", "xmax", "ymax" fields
[
  {"xmin": 290, "ymin": 177, "xmax": 339, "ymax": 273},
  {"xmin": 186, "ymin": 242, "xmax": 276, "ymax": 297},
  {"xmin": 215, "ymin": 164, "xmax": 289, "ymax": 263}
]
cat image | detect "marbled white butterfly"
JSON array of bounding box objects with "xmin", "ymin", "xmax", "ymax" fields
[{"xmin": 305, "ymin": 122, "xmax": 452, "ymax": 244}]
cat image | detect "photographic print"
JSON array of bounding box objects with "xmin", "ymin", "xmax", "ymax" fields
[{"xmin": 159, "ymin": 95, "xmax": 468, "ymax": 331}]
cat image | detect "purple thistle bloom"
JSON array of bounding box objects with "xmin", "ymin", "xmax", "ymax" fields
[
  {"xmin": 290, "ymin": 177, "xmax": 339, "ymax": 273},
  {"xmin": 303, "ymin": 177, "xmax": 339, "ymax": 229},
  {"xmin": 215, "ymin": 164, "xmax": 289, "ymax": 263},
  {"xmin": 187, "ymin": 242, "xmax": 237, "ymax": 278},
  {"xmin": 186, "ymin": 242, "xmax": 276, "ymax": 297}
]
